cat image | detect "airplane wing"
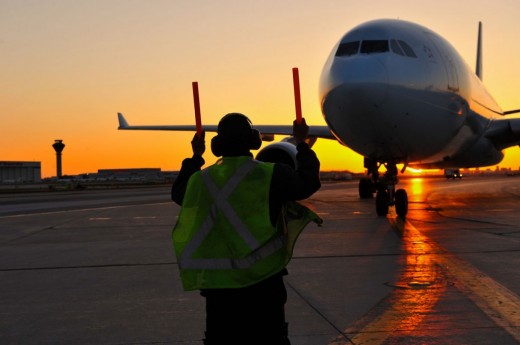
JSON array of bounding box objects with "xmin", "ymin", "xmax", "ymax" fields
[
  {"xmin": 485, "ymin": 114, "xmax": 520, "ymax": 150},
  {"xmin": 117, "ymin": 113, "xmax": 336, "ymax": 140}
]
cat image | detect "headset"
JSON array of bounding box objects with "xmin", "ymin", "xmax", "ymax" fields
[{"xmin": 211, "ymin": 113, "xmax": 262, "ymax": 157}]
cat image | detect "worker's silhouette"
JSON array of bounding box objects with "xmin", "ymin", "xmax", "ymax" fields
[{"xmin": 171, "ymin": 113, "xmax": 321, "ymax": 344}]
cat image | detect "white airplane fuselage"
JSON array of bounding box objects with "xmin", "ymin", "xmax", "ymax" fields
[
  {"xmin": 319, "ymin": 19, "xmax": 504, "ymax": 168},
  {"xmin": 117, "ymin": 18, "xmax": 520, "ymax": 217}
]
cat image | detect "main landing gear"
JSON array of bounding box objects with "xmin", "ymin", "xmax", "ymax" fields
[{"xmin": 358, "ymin": 159, "xmax": 408, "ymax": 218}]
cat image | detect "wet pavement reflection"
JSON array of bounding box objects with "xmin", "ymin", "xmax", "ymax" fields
[{"xmin": 334, "ymin": 176, "xmax": 520, "ymax": 344}]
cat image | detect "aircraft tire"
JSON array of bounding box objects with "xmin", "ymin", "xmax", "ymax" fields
[
  {"xmin": 376, "ymin": 189, "xmax": 389, "ymax": 216},
  {"xmin": 395, "ymin": 188, "xmax": 408, "ymax": 218}
]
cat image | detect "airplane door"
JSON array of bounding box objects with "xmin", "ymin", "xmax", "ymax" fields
[{"xmin": 425, "ymin": 33, "xmax": 459, "ymax": 92}]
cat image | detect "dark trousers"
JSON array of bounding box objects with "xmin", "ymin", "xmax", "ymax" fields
[{"xmin": 201, "ymin": 272, "xmax": 291, "ymax": 345}]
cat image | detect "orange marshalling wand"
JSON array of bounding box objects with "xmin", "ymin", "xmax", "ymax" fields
[
  {"xmin": 192, "ymin": 81, "xmax": 202, "ymax": 138},
  {"xmin": 292, "ymin": 67, "xmax": 303, "ymax": 124}
]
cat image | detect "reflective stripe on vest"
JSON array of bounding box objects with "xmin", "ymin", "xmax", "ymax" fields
[{"xmin": 178, "ymin": 159, "xmax": 285, "ymax": 270}]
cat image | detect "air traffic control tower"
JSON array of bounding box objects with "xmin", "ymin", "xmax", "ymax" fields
[{"xmin": 52, "ymin": 140, "xmax": 65, "ymax": 178}]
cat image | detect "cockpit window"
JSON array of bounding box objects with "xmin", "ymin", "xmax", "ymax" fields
[
  {"xmin": 336, "ymin": 41, "xmax": 360, "ymax": 57},
  {"xmin": 335, "ymin": 39, "xmax": 414, "ymax": 58},
  {"xmin": 390, "ymin": 39, "xmax": 404, "ymax": 56},
  {"xmin": 360, "ymin": 40, "xmax": 389, "ymax": 54},
  {"xmin": 397, "ymin": 40, "xmax": 417, "ymax": 58}
]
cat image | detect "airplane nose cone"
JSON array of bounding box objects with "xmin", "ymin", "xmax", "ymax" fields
[
  {"xmin": 319, "ymin": 57, "xmax": 389, "ymax": 149},
  {"xmin": 321, "ymin": 57, "xmax": 389, "ymax": 113}
]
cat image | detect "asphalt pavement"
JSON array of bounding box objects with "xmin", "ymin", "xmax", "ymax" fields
[{"xmin": 1, "ymin": 176, "xmax": 519, "ymax": 344}]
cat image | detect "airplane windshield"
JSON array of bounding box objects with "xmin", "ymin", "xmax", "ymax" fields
[
  {"xmin": 336, "ymin": 41, "xmax": 360, "ymax": 57},
  {"xmin": 336, "ymin": 39, "xmax": 416, "ymax": 58},
  {"xmin": 398, "ymin": 40, "xmax": 417, "ymax": 57},
  {"xmin": 360, "ymin": 40, "xmax": 389, "ymax": 54},
  {"xmin": 390, "ymin": 40, "xmax": 404, "ymax": 56},
  {"xmin": 393, "ymin": 40, "xmax": 417, "ymax": 58}
]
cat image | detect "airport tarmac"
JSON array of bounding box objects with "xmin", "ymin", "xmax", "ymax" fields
[{"xmin": 1, "ymin": 175, "xmax": 519, "ymax": 344}]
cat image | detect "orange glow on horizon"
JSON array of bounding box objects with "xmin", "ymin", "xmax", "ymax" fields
[{"xmin": 2, "ymin": 1, "xmax": 520, "ymax": 178}]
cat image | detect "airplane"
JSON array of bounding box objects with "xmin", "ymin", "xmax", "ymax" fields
[{"xmin": 117, "ymin": 19, "xmax": 520, "ymax": 218}]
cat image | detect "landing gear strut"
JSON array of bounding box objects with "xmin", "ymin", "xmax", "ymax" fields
[{"xmin": 358, "ymin": 158, "xmax": 408, "ymax": 218}]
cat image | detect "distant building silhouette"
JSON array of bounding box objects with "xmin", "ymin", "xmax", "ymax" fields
[{"xmin": 0, "ymin": 161, "xmax": 41, "ymax": 183}]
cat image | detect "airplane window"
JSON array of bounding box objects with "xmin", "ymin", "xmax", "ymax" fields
[
  {"xmin": 397, "ymin": 40, "xmax": 417, "ymax": 58},
  {"xmin": 336, "ymin": 41, "xmax": 360, "ymax": 57},
  {"xmin": 360, "ymin": 40, "xmax": 389, "ymax": 54},
  {"xmin": 390, "ymin": 39, "xmax": 404, "ymax": 56}
]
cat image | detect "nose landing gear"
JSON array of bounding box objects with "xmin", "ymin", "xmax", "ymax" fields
[{"xmin": 359, "ymin": 159, "xmax": 408, "ymax": 218}]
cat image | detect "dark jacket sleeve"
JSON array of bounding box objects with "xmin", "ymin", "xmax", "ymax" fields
[
  {"xmin": 171, "ymin": 154, "xmax": 205, "ymax": 205},
  {"xmin": 268, "ymin": 142, "xmax": 321, "ymax": 224},
  {"xmin": 271, "ymin": 142, "xmax": 321, "ymax": 201}
]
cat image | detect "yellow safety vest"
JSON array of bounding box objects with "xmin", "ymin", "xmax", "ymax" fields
[{"xmin": 172, "ymin": 156, "xmax": 322, "ymax": 291}]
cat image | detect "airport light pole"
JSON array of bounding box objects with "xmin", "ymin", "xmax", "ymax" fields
[{"xmin": 52, "ymin": 139, "xmax": 65, "ymax": 178}]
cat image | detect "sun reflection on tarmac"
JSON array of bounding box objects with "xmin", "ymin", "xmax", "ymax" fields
[
  {"xmin": 385, "ymin": 217, "xmax": 446, "ymax": 340},
  {"xmin": 408, "ymin": 178, "xmax": 424, "ymax": 197},
  {"xmin": 330, "ymin": 178, "xmax": 520, "ymax": 345},
  {"xmin": 334, "ymin": 216, "xmax": 447, "ymax": 345}
]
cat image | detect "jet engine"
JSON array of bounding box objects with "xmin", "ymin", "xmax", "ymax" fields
[{"xmin": 256, "ymin": 142, "xmax": 298, "ymax": 168}]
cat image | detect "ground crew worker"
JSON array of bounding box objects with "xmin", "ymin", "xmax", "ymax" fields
[{"xmin": 171, "ymin": 113, "xmax": 321, "ymax": 345}]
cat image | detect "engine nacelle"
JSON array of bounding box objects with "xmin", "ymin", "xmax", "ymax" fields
[{"xmin": 255, "ymin": 142, "xmax": 298, "ymax": 169}]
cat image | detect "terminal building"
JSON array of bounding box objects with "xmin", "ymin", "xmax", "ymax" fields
[{"xmin": 0, "ymin": 161, "xmax": 42, "ymax": 183}]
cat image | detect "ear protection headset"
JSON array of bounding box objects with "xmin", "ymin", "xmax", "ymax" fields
[{"xmin": 211, "ymin": 113, "xmax": 262, "ymax": 157}]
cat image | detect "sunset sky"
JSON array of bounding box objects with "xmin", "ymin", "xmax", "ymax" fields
[{"xmin": 2, "ymin": 0, "xmax": 520, "ymax": 178}]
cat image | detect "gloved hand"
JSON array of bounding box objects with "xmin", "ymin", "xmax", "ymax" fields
[
  {"xmin": 293, "ymin": 118, "xmax": 308, "ymax": 144},
  {"xmin": 191, "ymin": 131, "xmax": 205, "ymax": 156}
]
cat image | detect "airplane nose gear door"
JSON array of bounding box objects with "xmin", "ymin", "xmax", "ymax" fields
[{"xmin": 359, "ymin": 159, "xmax": 408, "ymax": 218}]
